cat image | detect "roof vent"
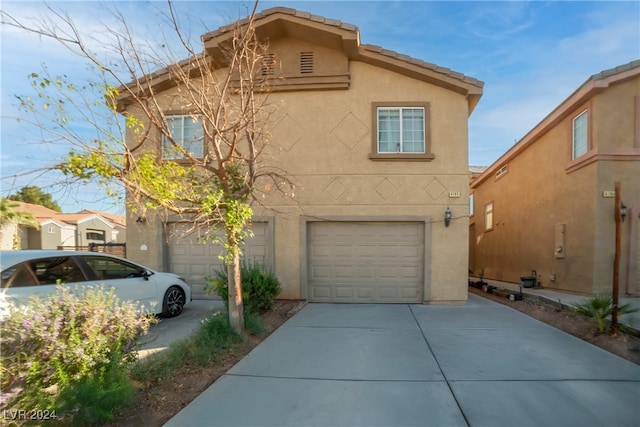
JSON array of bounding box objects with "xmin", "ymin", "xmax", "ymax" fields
[
  {"xmin": 261, "ymin": 53, "xmax": 275, "ymax": 76},
  {"xmin": 300, "ymin": 52, "xmax": 314, "ymax": 74}
]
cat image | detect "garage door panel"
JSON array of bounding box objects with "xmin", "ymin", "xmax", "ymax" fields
[
  {"xmin": 308, "ymin": 222, "xmax": 424, "ymax": 303},
  {"xmin": 356, "ymin": 267, "xmax": 374, "ymax": 279},
  {"xmin": 312, "ymin": 286, "xmax": 331, "ymax": 299},
  {"xmin": 168, "ymin": 222, "xmax": 272, "ymax": 299},
  {"xmin": 357, "ymin": 287, "xmax": 374, "ymax": 299},
  {"xmin": 335, "ymin": 266, "xmax": 355, "ymax": 278},
  {"xmin": 335, "ymin": 287, "xmax": 354, "ymax": 298},
  {"xmin": 378, "ymin": 287, "xmax": 397, "ymax": 299}
]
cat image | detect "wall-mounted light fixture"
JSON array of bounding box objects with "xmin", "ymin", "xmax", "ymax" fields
[
  {"xmin": 620, "ymin": 202, "xmax": 627, "ymax": 222},
  {"xmin": 444, "ymin": 207, "xmax": 452, "ymax": 228},
  {"xmin": 136, "ymin": 216, "xmax": 147, "ymax": 224}
]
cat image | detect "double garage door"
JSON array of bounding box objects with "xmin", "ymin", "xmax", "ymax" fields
[
  {"xmin": 168, "ymin": 222, "xmax": 272, "ymax": 299},
  {"xmin": 168, "ymin": 220, "xmax": 426, "ymax": 303},
  {"xmin": 308, "ymin": 222, "xmax": 425, "ymax": 303}
]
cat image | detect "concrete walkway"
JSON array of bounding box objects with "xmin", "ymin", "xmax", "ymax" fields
[
  {"xmin": 164, "ymin": 294, "xmax": 640, "ymax": 427},
  {"xmin": 472, "ymin": 277, "xmax": 640, "ymax": 328}
]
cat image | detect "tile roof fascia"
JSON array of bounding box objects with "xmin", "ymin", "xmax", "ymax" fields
[
  {"xmin": 359, "ymin": 44, "xmax": 483, "ymax": 90},
  {"xmin": 200, "ymin": 7, "xmax": 482, "ymax": 91},
  {"xmin": 201, "ymin": 7, "xmax": 359, "ymax": 43},
  {"xmin": 122, "ymin": 7, "xmax": 483, "ymax": 110}
]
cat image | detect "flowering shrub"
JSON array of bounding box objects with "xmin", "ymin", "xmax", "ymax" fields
[{"xmin": 0, "ymin": 285, "xmax": 153, "ymax": 424}]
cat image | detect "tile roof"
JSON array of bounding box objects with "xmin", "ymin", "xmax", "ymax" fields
[
  {"xmin": 591, "ymin": 59, "xmax": 640, "ymax": 80},
  {"xmin": 14, "ymin": 203, "xmax": 126, "ymax": 228},
  {"xmin": 202, "ymin": 6, "xmax": 483, "ymax": 89},
  {"xmin": 361, "ymin": 44, "xmax": 483, "ymax": 88}
]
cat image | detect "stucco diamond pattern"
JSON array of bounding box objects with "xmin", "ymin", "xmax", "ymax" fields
[
  {"xmin": 332, "ymin": 112, "xmax": 368, "ymax": 150},
  {"xmin": 325, "ymin": 178, "xmax": 347, "ymax": 201},
  {"xmin": 272, "ymin": 114, "xmax": 304, "ymax": 151},
  {"xmin": 375, "ymin": 178, "xmax": 398, "ymax": 201},
  {"xmin": 425, "ymin": 178, "xmax": 446, "ymax": 201}
]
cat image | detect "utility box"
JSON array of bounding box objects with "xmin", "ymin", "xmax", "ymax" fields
[{"xmin": 520, "ymin": 276, "xmax": 536, "ymax": 288}]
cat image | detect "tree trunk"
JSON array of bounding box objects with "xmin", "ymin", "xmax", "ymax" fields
[{"xmin": 227, "ymin": 252, "xmax": 244, "ymax": 332}]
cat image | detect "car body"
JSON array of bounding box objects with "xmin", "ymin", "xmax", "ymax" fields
[{"xmin": 0, "ymin": 250, "xmax": 191, "ymax": 318}]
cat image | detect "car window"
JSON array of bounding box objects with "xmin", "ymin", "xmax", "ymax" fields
[
  {"xmin": 29, "ymin": 257, "xmax": 86, "ymax": 285},
  {"xmin": 1, "ymin": 263, "xmax": 39, "ymax": 288},
  {"xmin": 82, "ymin": 256, "xmax": 146, "ymax": 280}
]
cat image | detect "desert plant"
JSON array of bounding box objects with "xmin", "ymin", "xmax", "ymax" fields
[
  {"xmin": 207, "ymin": 261, "xmax": 281, "ymax": 314},
  {"xmin": 0, "ymin": 285, "xmax": 153, "ymax": 424},
  {"xmin": 571, "ymin": 294, "xmax": 639, "ymax": 334}
]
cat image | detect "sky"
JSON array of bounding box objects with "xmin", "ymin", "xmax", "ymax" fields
[{"xmin": 1, "ymin": 0, "xmax": 639, "ymax": 214}]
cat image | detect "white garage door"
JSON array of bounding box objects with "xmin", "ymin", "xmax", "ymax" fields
[
  {"xmin": 168, "ymin": 222, "xmax": 273, "ymax": 299},
  {"xmin": 308, "ymin": 222, "xmax": 424, "ymax": 303}
]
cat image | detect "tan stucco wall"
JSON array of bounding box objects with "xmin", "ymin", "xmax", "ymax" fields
[
  {"xmin": 125, "ymin": 49, "xmax": 473, "ymax": 303},
  {"xmin": 249, "ymin": 61, "xmax": 471, "ymax": 302},
  {"xmin": 471, "ymin": 73, "xmax": 640, "ymax": 295},
  {"xmin": 0, "ymin": 224, "xmax": 18, "ymax": 250}
]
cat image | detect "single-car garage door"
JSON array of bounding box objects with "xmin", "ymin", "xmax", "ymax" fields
[
  {"xmin": 168, "ymin": 221, "xmax": 273, "ymax": 299},
  {"xmin": 308, "ymin": 222, "xmax": 424, "ymax": 303}
]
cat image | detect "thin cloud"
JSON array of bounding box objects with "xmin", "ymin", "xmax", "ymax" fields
[{"xmin": 1, "ymin": 0, "xmax": 639, "ymax": 211}]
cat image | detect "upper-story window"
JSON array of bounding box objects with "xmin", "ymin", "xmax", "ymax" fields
[
  {"xmin": 377, "ymin": 107, "xmax": 425, "ymax": 153},
  {"xmin": 369, "ymin": 103, "xmax": 433, "ymax": 161},
  {"xmin": 572, "ymin": 110, "xmax": 588, "ymax": 159},
  {"xmin": 162, "ymin": 115, "xmax": 204, "ymax": 159}
]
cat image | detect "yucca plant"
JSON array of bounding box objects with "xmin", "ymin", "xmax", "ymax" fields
[{"xmin": 571, "ymin": 294, "xmax": 639, "ymax": 334}]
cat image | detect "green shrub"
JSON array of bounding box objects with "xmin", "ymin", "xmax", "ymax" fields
[
  {"xmin": 131, "ymin": 311, "xmax": 244, "ymax": 383},
  {"xmin": 207, "ymin": 261, "xmax": 281, "ymax": 314},
  {"xmin": 243, "ymin": 311, "xmax": 267, "ymax": 336},
  {"xmin": 0, "ymin": 285, "xmax": 152, "ymax": 425},
  {"xmin": 571, "ymin": 294, "xmax": 640, "ymax": 334}
]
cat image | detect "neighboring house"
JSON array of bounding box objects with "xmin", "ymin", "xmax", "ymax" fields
[
  {"xmin": 0, "ymin": 202, "xmax": 126, "ymax": 250},
  {"xmin": 124, "ymin": 7, "xmax": 484, "ymax": 302},
  {"xmin": 470, "ymin": 61, "xmax": 640, "ymax": 295}
]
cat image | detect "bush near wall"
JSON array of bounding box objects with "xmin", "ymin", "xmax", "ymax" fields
[
  {"xmin": 207, "ymin": 261, "xmax": 282, "ymax": 314},
  {"xmin": 0, "ymin": 285, "xmax": 153, "ymax": 425}
]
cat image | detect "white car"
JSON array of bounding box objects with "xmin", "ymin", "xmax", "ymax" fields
[{"xmin": 0, "ymin": 250, "xmax": 191, "ymax": 318}]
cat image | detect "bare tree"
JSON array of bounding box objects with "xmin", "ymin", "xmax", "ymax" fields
[{"xmin": 2, "ymin": 0, "xmax": 291, "ymax": 332}]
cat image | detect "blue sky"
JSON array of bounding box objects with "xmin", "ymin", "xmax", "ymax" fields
[{"xmin": 1, "ymin": 1, "xmax": 639, "ymax": 214}]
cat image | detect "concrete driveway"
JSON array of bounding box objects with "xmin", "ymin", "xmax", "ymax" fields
[
  {"xmin": 137, "ymin": 299, "xmax": 224, "ymax": 360},
  {"xmin": 165, "ymin": 294, "xmax": 640, "ymax": 427}
]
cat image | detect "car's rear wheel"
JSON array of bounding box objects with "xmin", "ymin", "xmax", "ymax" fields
[{"xmin": 161, "ymin": 286, "xmax": 185, "ymax": 317}]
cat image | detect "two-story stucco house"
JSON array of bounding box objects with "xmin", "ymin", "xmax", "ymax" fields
[
  {"xmin": 124, "ymin": 7, "xmax": 484, "ymax": 303},
  {"xmin": 470, "ymin": 61, "xmax": 640, "ymax": 295}
]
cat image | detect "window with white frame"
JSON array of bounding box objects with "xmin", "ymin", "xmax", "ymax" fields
[
  {"xmin": 484, "ymin": 202, "xmax": 494, "ymax": 231},
  {"xmin": 377, "ymin": 107, "xmax": 425, "ymax": 153},
  {"xmin": 162, "ymin": 115, "xmax": 204, "ymax": 159},
  {"xmin": 469, "ymin": 193, "xmax": 475, "ymax": 217},
  {"xmin": 572, "ymin": 110, "xmax": 588, "ymax": 159},
  {"xmin": 86, "ymin": 230, "xmax": 105, "ymax": 242}
]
